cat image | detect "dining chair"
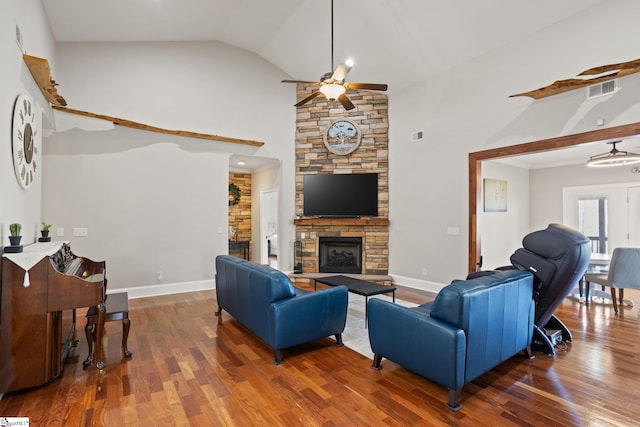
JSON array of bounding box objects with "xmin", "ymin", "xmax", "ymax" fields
[{"xmin": 584, "ymin": 247, "xmax": 640, "ymax": 314}]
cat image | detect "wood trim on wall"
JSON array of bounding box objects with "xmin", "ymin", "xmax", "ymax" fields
[
  {"xmin": 468, "ymin": 121, "xmax": 640, "ymax": 272},
  {"xmin": 53, "ymin": 106, "xmax": 265, "ymax": 147}
]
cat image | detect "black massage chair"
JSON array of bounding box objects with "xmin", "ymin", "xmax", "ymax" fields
[{"xmin": 471, "ymin": 223, "xmax": 591, "ymax": 355}]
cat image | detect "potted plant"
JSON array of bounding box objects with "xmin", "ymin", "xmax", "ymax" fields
[
  {"xmin": 9, "ymin": 223, "xmax": 22, "ymax": 247},
  {"xmin": 40, "ymin": 221, "xmax": 52, "ymax": 242}
]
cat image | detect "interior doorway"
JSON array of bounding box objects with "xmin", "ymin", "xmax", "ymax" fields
[
  {"xmin": 468, "ymin": 121, "xmax": 640, "ymax": 272},
  {"xmin": 260, "ymin": 188, "xmax": 279, "ymax": 268}
]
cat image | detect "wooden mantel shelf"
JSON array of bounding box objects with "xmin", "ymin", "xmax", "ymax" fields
[{"xmin": 294, "ymin": 217, "xmax": 389, "ymax": 226}]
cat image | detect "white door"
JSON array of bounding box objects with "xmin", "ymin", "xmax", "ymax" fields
[
  {"xmin": 260, "ymin": 188, "xmax": 279, "ymax": 267},
  {"xmin": 627, "ymin": 186, "xmax": 640, "ymax": 247},
  {"xmin": 563, "ymin": 185, "xmax": 629, "ymax": 253}
]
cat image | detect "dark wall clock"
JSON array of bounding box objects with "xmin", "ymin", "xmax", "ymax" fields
[{"xmin": 11, "ymin": 93, "xmax": 39, "ymax": 189}]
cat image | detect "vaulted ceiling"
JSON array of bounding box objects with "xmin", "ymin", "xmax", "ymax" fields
[
  {"xmin": 43, "ymin": 0, "xmax": 640, "ymax": 169},
  {"xmin": 42, "ymin": 0, "xmax": 607, "ymax": 95}
]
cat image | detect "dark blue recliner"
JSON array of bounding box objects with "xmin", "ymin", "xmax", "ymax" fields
[
  {"xmin": 508, "ymin": 223, "xmax": 591, "ymax": 355},
  {"xmin": 368, "ymin": 269, "xmax": 535, "ymax": 411}
]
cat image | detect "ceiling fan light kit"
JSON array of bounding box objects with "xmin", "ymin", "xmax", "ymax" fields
[
  {"xmin": 587, "ymin": 141, "xmax": 640, "ymax": 167},
  {"xmin": 319, "ymin": 83, "xmax": 346, "ymax": 100},
  {"xmin": 282, "ymin": 0, "xmax": 387, "ymax": 110}
]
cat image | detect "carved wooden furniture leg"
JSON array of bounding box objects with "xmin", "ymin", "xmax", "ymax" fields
[
  {"xmin": 95, "ymin": 302, "xmax": 106, "ymax": 369},
  {"xmin": 82, "ymin": 320, "xmax": 95, "ymax": 367}
]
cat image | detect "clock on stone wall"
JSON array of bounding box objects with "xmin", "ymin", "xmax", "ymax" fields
[
  {"xmin": 323, "ymin": 119, "xmax": 362, "ymax": 155},
  {"xmin": 11, "ymin": 93, "xmax": 39, "ymax": 189}
]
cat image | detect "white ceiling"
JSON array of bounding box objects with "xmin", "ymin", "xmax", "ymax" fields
[
  {"xmin": 42, "ymin": 0, "xmax": 608, "ymax": 95},
  {"xmin": 43, "ymin": 0, "xmax": 632, "ymax": 170},
  {"xmin": 493, "ymin": 137, "xmax": 640, "ymax": 170}
]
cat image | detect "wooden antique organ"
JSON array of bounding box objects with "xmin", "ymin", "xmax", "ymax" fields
[{"xmin": 0, "ymin": 242, "xmax": 105, "ymax": 394}]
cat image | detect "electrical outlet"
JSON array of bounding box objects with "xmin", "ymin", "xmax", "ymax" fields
[
  {"xmin": 73, "ymin": 227, "xmax": 88, "ymax": 237},
  {"xmin": 157, "ymin": 271, "xmax": 163, "ymax": 282},
  {"xmin": 56, "ymin": 227, "xmax": 64, "ymax": 237},
  {"xmin": 422, "ymin": 268, "xmax": 428, "ymax": 276}
]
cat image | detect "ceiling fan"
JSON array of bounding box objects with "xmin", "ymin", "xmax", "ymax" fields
[{"xmin": 281, "ymin": 0, "xmax": 388, "ymax": 111}]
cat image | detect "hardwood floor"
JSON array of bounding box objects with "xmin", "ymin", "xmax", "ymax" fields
[{"xmin": 1, "ymin": 283, "xmax": 640, "ymax": 426}]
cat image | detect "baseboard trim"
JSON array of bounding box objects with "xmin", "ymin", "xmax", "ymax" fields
[
  {"xmin": 390, "ymin": 274, "xmax": 445, "ymax": 294},
  {"xmin": 109, "ymin": 279, "xmax": 216, "ymax": 299},
  {"xmin": 107, "ymin": 275, "xmax": 443, "ymax": 299}
]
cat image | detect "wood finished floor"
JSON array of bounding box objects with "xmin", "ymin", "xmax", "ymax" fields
[{"xmin": 1, "ymin": 283, "xmax": 640, "ymax": 426}]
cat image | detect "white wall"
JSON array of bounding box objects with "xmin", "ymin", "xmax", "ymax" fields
[
  {"xmin": 41, "ymin": 41, "xmax": 296, "ymax": 293},
  {"xmin": 0, "ymin": 0, "xmax": 55, "ymax": 246},
  {"xmin": 530, "ymin": 163, "xmax": 640, "ymax": 231},
  {"xmin": 479, "ymin": 162, "xmax": 530, "ymax": 270},
  {"xmin": 43, "ymin": 133, "xmax": 228, "ymax": 291},
  {"xmin": 389, "ymin": 0, "xmax": 640, "ymax": 285}
]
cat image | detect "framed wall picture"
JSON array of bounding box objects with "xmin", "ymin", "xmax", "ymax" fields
[{"xmin": 483, "ymin": 179, "xmax": 507, "ymax": 212}]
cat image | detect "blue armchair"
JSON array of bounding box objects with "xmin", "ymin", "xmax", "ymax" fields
[{"xmin": 368, "ymin": 269, "xmax": 535, "ymax": 411}]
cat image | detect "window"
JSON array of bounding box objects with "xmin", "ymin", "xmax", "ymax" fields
[{"xmin": 577, "ymin": 198, "xmax": 608, "ymax": 254}]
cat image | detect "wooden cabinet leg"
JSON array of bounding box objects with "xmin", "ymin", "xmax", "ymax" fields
[{"xmin": 122, "ymin": 317, "xmax": 132, "ymax": 358}]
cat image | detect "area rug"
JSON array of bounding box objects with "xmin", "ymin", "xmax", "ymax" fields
[{"xmin": 341, "ymin": 293, "xmax": 417, "ymax": 358}]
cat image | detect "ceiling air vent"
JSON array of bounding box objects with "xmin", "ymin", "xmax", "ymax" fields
[
  {"xmin": 587, "ymin": 79, "xmax": 618, "ymax": 99},
  {"xmin": 410, "ymin": 130, "xmax": 424, "ymax": 142}
]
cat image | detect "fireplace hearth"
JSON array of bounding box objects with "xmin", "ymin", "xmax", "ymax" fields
[{"xmin": 318, "ymin": 237, "xmax": 362, "ymax": 274}]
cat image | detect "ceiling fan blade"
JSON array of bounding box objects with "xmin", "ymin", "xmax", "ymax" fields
[
  {"xmin": 345, "ymin": 82, "xmax": 388, "ymax": 91},
  {"xmin": 337, "ymin": 93, "xmax": 355, "ymax": 110},
  {"xmin": 282, "ymin": 79, "xmax": 321, "ymax": 85},
  {"xmin": 331, "ymin": 63, "xmax": 352, "ymax": 82},
  {"xmin": 294, "ymin": 90, "xmax": 322, "ymax": 107}
]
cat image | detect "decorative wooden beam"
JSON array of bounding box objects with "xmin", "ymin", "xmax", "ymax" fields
[
  {"xmin": 53, "ymin": 106, "xmax": 265, "ymax": 147},
  {"xmin": 510, "ymin": 58, "xmax": 640, "ymax": 99},
  {"xmin": 23, "ymin": 54, "xmax": 67, "ymax": 106},
  {"xmin": 467, "ymin": 120, "xmax": 640, "ymax": 272}
]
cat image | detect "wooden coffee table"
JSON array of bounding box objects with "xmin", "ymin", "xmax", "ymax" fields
[{"xmin": 313, "ymin": 275, "xmax": 396, "ymax": 326}]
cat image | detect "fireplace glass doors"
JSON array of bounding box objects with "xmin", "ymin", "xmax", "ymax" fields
[{"xmin": 318, "ymin": 237, "xmax": 363, "ymax": 274}]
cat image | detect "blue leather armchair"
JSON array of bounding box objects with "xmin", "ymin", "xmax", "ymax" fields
[
  {"xmin": 215, "ymin": 255, "xmax": 348, "ymax": 364},
  {"xmin": 368, "ymin": 269, "xmax": 535, "ymax": 411}
]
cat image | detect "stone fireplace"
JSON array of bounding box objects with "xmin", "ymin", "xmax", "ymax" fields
[
  {"xmin": 293, "ymin": 83, "xmax": 389, "ymax": 276},
  {"xmin": 318, "ymin": 236, "xmax": 362, "ymax": 274},
  {"xmin": 293, "ymin": 217, "xmax": 389, "ymax": 275}
]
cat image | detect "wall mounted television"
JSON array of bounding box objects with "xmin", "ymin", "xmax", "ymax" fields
[{"xmin": 303, "ymin": 173, "xmax": 378, "ymax": 217}]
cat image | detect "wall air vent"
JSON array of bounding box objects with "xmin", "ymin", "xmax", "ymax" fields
[
  {"xmin": 587, "ymin": 79, "xmax": 618, "ymax": 99},
  {"xmin": 410, "ymin": 130, "xmax": 424, "ymax": 142}
]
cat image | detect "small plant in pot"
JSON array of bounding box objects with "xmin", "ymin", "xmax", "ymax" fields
[
  {"xmin": 9, "ymin": 223, "xmax": 22, "ymax": 246},
  {"xmin": 40, "ymin": 221, "xmax": 52, "ymax": 242}
]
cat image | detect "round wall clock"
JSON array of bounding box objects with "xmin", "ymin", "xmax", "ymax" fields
[
  {"xmin": 323, "ymin": 119, "xmax": 362, "ymax": 155},
  {"xmin": 11, "ymin": 93, "xmax": 39, "ymax": 189}
]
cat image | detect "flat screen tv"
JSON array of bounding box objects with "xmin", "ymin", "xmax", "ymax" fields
[{"xmin": 303, "ymin": 173, "xmax": 378, "ymax": 217}]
